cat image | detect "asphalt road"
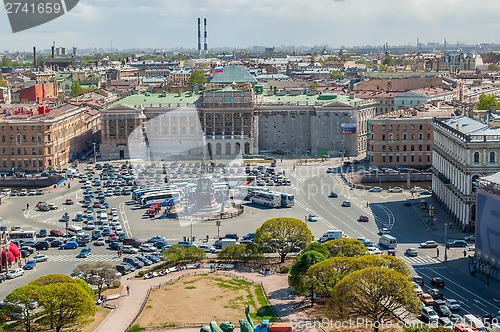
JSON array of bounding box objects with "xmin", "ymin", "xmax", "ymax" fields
[{"xmin": 0, "ymin": 158, "xmax": 499, "ymax": 321}]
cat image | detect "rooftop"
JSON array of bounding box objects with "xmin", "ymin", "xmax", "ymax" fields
[
  {"xmin": 373, "ymin": 108, "xmax": 452, "ymax": 120},
  {"xmin": 210, "ymin": 65, "xmax": 257, "ymax": 84},
  {"xmin": 111, "ymin": 92, "xmax": 200, "ymax": 108},
  {"xmin": 363, "ymin": 72, "xmax": 441, "ymax": 79},
  {"xmin": 258, "ymin": 93, "xmax": 374, "ymax": 107}
]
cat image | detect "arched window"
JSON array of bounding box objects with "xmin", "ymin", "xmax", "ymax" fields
[
  {"xmin": 490, "ymin": 151, "xmax": 496, "ymax": 163},
  {"xmin": 473, "ymin": 151, "xmax": 480, "ymax": 163},
  {"xmin": 382, "ymin": 134, "xmax": 385, "ymax": 140}
]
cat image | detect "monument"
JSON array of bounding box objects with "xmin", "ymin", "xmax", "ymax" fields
[{"xmin": 192, "ymin": 174, "xmax": 218, "ymax": 212}]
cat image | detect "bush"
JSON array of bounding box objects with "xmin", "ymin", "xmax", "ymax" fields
[
  {"xmin": 128, "ymin": 324, "xmax": 144, "ymax": 332},
  {"xmin": 112, "ymin": 280, "xmax": 121, "ymax": 288},
  {"xmin": 279, "ymin": 266, "xmax": 290, "ymax": 274}
]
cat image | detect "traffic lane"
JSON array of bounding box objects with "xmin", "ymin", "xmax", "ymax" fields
[{"xmin": 416, "ymin": 264, "xmax": 500, "ymax": 317}]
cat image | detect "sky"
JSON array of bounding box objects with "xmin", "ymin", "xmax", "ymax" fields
[{"xmin": 1, "ymin": 0, "xmax": 500, "ymax": 52}]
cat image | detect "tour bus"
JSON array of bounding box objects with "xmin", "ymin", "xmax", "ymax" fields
[
  {"xmin": 379, "ymin": 234, "xmax": 398, "ymax": 249},
  {"xmin": 235, "ymin": 186, "xmax": 270, "ymax": 200},
  {"xmin": 132, "ymin": 185, "xmax": 179, "ymax": 202},
  {"xmin": 141, "ymin": 190, "xmax": 182, "ymax": 208},
  {"xmin": 67, "ymin": 225, "xmax": 85, "ymax": 237},
  {"xmin": 250, "ymin": 191, "xmax": 281, "ymax": 208},
  {"xmin": 280, "ymin": 193, "xmax": 295, "ymax": 208},
  {"xmin": 9, "ymin": 230, "xmax": 36, "ymax": 243}
]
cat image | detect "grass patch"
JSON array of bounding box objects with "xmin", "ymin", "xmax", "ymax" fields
[
  {"xmin": 254, "ymin": 286, "xmax": 268, "ymax": 307},
  {"xmin": 213, "ymin": 277, "xmax": 251, "ymax": 291},
  {"xmin": 185, "ymin": 286, "xmax": 197, "ymax": 289},
  {"xmin": 251, "ymin": 286, "xmax": 278, "ymax": 322}
]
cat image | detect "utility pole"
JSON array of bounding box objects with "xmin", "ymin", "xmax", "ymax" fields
[
  {"xmin": 92, "ymin": 142, "xmax": 97, "ymax": 164},
  {"xmin": 444, "ymin": 223, "xmax": 448, "ymax": 262}
]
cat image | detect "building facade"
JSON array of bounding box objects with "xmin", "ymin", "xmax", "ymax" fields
[
  {"xmin": 432, "ymin": 116, "xmax": 500, "ymax": 231},
  {"xmin": 0, "ymin": 104, "xmax": 100, "ymax": 172},
  {"xmin": 369, "ymin": 109, "xmax": 447, "ymax": 168}
]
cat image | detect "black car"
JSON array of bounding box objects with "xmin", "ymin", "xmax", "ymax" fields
[
  {"xmin": 213, "ymin": 240, "xmax": 222, "ymax": 249},
  {"xmin": 50, "ymin": 240, "xmax": 63, "ymax": 247},
  {"xmin": 446, "ymin": 240, "xmax": 468, "ymax": 248},
  {"xmin": 428, "ymin": 288, "xmax": 444, "ymax": 300},
  {"xmin": 242, "ymin": 232, "xmax": 255, "ymax": 240},
  {"xmin": 435, "ymin": 305, "xmax": 452, "ymax": 317},
  {"xmin": 431, "ymin": 277, "xmax": 445, "ymax": 287},
  {"xmin": 328, "ymin": 192, "xmax": 338, "ymax": 198},
  {"xmin": 223, "ymin": 233, "xmax": 239, "ymax": 241},
  {"xmin": 35, "ymin": 241, "xmax": 50, "ymax": 250}
]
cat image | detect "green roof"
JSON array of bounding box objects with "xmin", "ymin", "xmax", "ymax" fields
[
  {"xmin": 260, "ymin": 93, "xmax": 373, "ymax": 107},
  {"xmin": 111, "ymin": 92, "xmax": 201, "ymax": 108},
  {"xmin": 364, "ymin": 71, "xmax": 441, "ymax": 79},
  {"xmin": 210, "ymin": 65, "xmax": 257, "ymax": 84}
]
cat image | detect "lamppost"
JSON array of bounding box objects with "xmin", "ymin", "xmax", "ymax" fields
[
  {"xmin": 429, "ymin": 205, "xmax": 435, "ymax": 229},
  {"xmin": 444, "ymin": 223, "xmax": 448, "ymax": 262},
  {"xmin": 485, "ymin": 263, "xmax": 491, "ymax": 285},
  {"xmin": 92, "ymin": 142, "xmax": 97, "ymax": 164},
  {"xmin": 216, "ymin": 220, "xmax": 221, "ymax": 239},
  {"xmin": 190, "ymin": 217, "xmax": 193, "ymax": 244}
]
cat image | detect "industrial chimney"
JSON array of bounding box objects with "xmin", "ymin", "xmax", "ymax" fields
[
  {"xmin": 203, "ymin": 18, "xmax": 207, "ymax": 53},
  {"xmin": 197, "ymin": 18, "xmax": 201, "ymax": 54},
  {"xmin": 51, "ymin": 45, "xmax": 55, "ymax": 59},
  {"xmin": 33, "ymin": 46, "xmax": 36, "ymax": 67}
]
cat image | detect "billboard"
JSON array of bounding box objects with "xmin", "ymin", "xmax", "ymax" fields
[
  {"xmin": 341, "ymin": 123, "xmax": 357, "ymax": 134},
  {"xmin": 476, "ymin": 188, "xmax": 500, "ymax": 263}
]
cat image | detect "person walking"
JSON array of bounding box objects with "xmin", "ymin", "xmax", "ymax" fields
[
  {"xmin": 26, "ymin": 203, "xmax": 29, "ymax": 210},
  {"xmin": 436, "ymin": 248, "xmax": 440, "ymax": 258},
  {"xmin": 463, "ymin": 249, "xmax": 467, "ymax": 257},
  {"xmin": 126, "ymin": 286, "xmax": 130, "ymax": 295}
]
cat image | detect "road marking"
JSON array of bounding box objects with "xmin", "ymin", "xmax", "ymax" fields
[
  {"xmin": 493, "ymin": 298, "xmax": 500, "ymax": 303},
  {"xmin": 473, "ymin": 299, "xmax": 486, "ymax": 307},
  {"xmin": 119, "ymin": 202, "xmax": 132, "ymax": 237}
]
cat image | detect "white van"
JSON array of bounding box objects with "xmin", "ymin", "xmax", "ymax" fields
[
  {"xmin": 67, "ymin": 225, "xmax": 85, "ymax": 237},
  {"xmin": 379, "ymin": 234, "xmax": 397, "ymax": 249},
  {"xmin": 463, "ymin": 314, "xmax": 486, "ymax": 331},
  {"xmin": 319, "ymin": 230, "xmax": 345, "ymax": 243},
  {"xmin": 1, "ymin": 188, "xmax": 11, "ymax": 196}
]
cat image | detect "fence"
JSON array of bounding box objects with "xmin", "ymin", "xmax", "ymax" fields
[
  {"xmin": 124, "ymin": 270, "xmax": 280, "ymax": 331},
  {"xmin": 177, "ymin": 204, "xmax": 244, "ymax": 221}
]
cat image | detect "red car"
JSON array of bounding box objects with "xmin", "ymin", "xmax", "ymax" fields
[
  {"xmin": 358, "ymin": 215, "xmax": 369, "ymax": 222},
  {"xmin": 50, "ymin": 229, "xmax": 64, "ymax": 237},
  {"xmin": 65, "ymin": 198, "xmax": 74, "ymax": 205}
]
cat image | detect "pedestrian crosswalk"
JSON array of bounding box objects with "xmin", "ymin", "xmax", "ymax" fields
[
  {"xmin": 401, "ymin": 255, "xmax": 440, "ymax": 266},
  {"xmin": 43, "ymin": 253, "xmax": 134, "ymax": 263}
]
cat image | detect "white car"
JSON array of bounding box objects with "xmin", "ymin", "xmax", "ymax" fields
[
  {"xmin": 388, "ymin": 187, "xmax": 403, "ymax": 193},
  {"xmin": 369, "ymin": 187, "xmax": 383, "ymax": 192},
  {"xmin": 33, "ymin": 254, "xmax": 48, "ymax": 263},
  {"xmin": 412, "ymin": 282, "xmax": 423, "ymax": 295},
  {"xmin": 6, "ymin": 268, "xmax": 24, "ymax": 279},
  {"xmin": 445, "ymin": 298, "xmax": 461, "ymax": 311},
  {"xmin": 85, "ymin": 221, "xmax": 96, "ymax": 230}
]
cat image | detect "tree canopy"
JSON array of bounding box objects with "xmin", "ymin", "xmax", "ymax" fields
[
  {"xmin": 476, "ymin": 93, "xmax": 500, "ymax": 110},
  {"xmin": 303, "ymin": 242, "xmax": 331, "ymax": 258},
  {"xmin": 188, "ymin": 70, "xmax": 207, "ymax": 85},
  {"xmin": 217, "ymin": 244, "xmax": 262, "ymax": 263},
  {"xmin": 254, "ymin": 217, "xmax": 313, "ymax": 263},
  {"xmin": 323, "ymin": 238, "xmax": 368, "ymax": 258},
  {"xmin": 305, "ymin": 256, "xmax": 357, "ymax": 298},
  {"xmin": 73, "ymin": 262, "xmax": 119, "ymax": 298},
  {"xmin": 2, "ymin": 284, "xmax": 39, "ymax": 332},
  {"xmin": 328, "ymin": 267, "xmax": 419, "ymax": 331},
  {"xmin": 163, "ymin": 244, "xmax": 206, "ymax": 264},
  {"xmin": 289, "ymin": 250, "xmax": 326, "ymax": 293},
  {"xmin": 330, "ymin": 70, "xmax": 345, "ymax": 80}
]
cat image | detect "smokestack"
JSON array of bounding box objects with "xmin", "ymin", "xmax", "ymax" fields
[
  {"xmin": 33, "ymin": 46, "xmax": 36, "ymax": 67},
  {"xmin": 204, "ymin": 18, "xmax": 207, "ymax": 52},
  {"xmin": 51, "ymin": 46, "xmax": 55, "ymax": 59},
  {"xmin": 197, "ymin": 18, "xmax": 201, "ymax": 53}
]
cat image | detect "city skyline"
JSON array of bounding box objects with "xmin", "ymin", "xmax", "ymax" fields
[{"xmin": 0, "ymin": 0, "xmax": 500, "ymax": 52}]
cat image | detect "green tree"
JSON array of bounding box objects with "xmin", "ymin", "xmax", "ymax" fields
[
  {"xmin": 163, "ymin": 244, "xmax": 206, "ymax": 264},
  {"xmin": 305, "ymin": 257, "xmax": 357, "ymax": 298},
  {"xmin": 254, "ymin": 217, "xmax": 313, "ymax": 263},
  {"xmin": 70, "ymin": 81, "xmax": 84, "ymax": 97},
  {"xmin": 476, "ymin": 93, "xmax": 500, "ymax": 110},
  {"xmin": 289, "ymin": 250, "xmax": 325, "ymax": 293},
  {"xmin": 39, "ymin": 282, "xmax": 96, "ymax": 332},
  {"xmin": 188, "ymin": 70, "xmax": 207, "ymax": 85},
  {"xmin": 382, "ymin": 56, "xmax": 394, "ymax": 66},
  {"xmin": 218, "ymin": 244, "xmax": 262, "ymax": 263},
  {"xmin": 2, "ymin": 284, "xmax": 40, "ymax": 332},
  {"xmin": 330, "ymin": 70, "xmax": 345, "ymax": 80},
  {"xmin": 73, "ymin": 262, "xmax": 117, "ymax": 299},
  {"xmin": 354, "ymin": 254, "xmax": 410, "ymax": 278},
  {"xmin": 303, "ymin": 242, "xmax": 330, "ymax": 258},
  {"xmin": 323, "ymin": 238, "xmax": 368, "ymax": 257},
  {"xmin": 488, "ymin": 63, "xmax": 500, "ymax": 71},
  {"xmin": 0, "ymin": 77, "xmax": 7, "ymax": 87},
  {"xmin": 328, "ymin": 267, "xmax": 420, "ymax": 332}
]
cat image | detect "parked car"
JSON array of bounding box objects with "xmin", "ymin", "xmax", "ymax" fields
[
  {"xmin": 420, "ymin": 240, "xmax": 439, "ymax": 248},
  {"xmin": 388, "ymin": 187, "xmax": 403, "ymax": 193},
  {"xmin": 428, "ymin": 288, "xmax": 444, "ymax": 300},
  {"xmin": 65, "ymin": 198, "xmax": 74, "ymax": 205},
  {"xmin": 109, "ymin": 242, "xmax": 123, "ymax": 250},
  {"xmin": 6, "ymin": 268, "xmax": 24, "ymax": 279},
  {"xmin": 378, "ymin": 228, "xmax": 391, "ymax": 235},
  {"xmin": 38, "ymin": 229, "xmax": 47, "ymax": 237},
  {"xmin": 445, "ymin": 298, "xmax": 461, "ymax": 311},
  {"xmin": 35, "ymin": 241, "xmax": 50, "ymax": 251},
  {"xmin": 431, "ymin": 277, "xmax": 445, "ymax": 287},
  {"xmin": 412, "ymin": 282, "xmax": 423, "ymax": 295},
  {"xmin": 122, "ymin": 245, "xmax": 139, "ymax": 254},
  {"xmin": 94, "ymin": 238, "xmax": 106, "ymax": 246},
  {"xmin": 146, "ymin": 235, "xmax": 165, "ymax": 243},
  {"xmin": 146, "ymin": 255, "xmax": 161, "ymax": 263},
  {"xmin": 368, "ymin": 187, "xmax": 383, "ymax": 192},
  {"xmin": 138, "ymin": 244, "xmax": 156, "ymax": 252},
  {"xmin": 446, "ymin": 240, "xmax": 468, "ymax": 248},
  {"xmin": 420, "ymin": 293, "xmax": 434, "ymax": 306},
  {"xmin": 59, "ymin": 241, "xmax": 78, "ymax": 250},
  {"xmin": 23, "ymin": 259, "xmax": 36, "ymax": 270},
  {"xmin": 50, "ymin": 240, "xmax": 63, "ymax": 247},
  {"xmin": 135, "ymin": 256, "xmax": 152, "ymax": 266},
  {"xmin": 50, "ymin": 229, "xmax": 64, "ymax": 237}
]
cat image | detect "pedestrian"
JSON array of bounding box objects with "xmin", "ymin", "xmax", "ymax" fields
[
  {"xmin": 126, "ymin": 285, "xmax": 130, "ymax": 295},
  {"xmin": 26, "ymin": 203, "xmax": 29, "ymax": 210},
  {"xmin": 366, "ymin": 201, "xmax": 369, "ymax": 208},
  {"xmin": 436, "ymin": 248, "xmax": 440, "ymax": 258},
  {"xmin": 464, "ymin": 250, "xmax": 467, "ymax": 257}
]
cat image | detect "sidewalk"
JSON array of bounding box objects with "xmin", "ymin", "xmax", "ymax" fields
[{"xmin": 95, "ymin": 269, "xmax": 309, "ymax": 332}]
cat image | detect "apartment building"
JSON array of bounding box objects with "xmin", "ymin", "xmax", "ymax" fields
[
  {"xmin": 433, "ymin": 116, "xmax": 500, "ymax": 231},
  {"xmin": 0, "ymin": 104, "xmax": 100, "ymax": 172},
  {"xmin": 369, "ymin": 108, "xmax": 448, "ymax": 168}
]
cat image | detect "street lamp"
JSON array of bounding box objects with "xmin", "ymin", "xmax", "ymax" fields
[
  {"xmin": 444, "ymin": 223, "xmax": 448, "ymax": 262},
  {"xmin": 92, "ymin": 142, "xmax": 97, "ymax": 164},
  {"xmin": 216, "ymin": 219, "xmax": 221, "ymax": 239},
  {"xmin": 429, "ymin": 205, "xmax": 435, "ymax": 229},
  {"xmin": 189, "ymin": 217, "xmax": 193, "ymax": 244},
  {"xmin": 485, "ymin": 263, "xmax": 491, "ymax": 285}
]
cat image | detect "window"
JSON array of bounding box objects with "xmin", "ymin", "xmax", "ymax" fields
[
  {"xmin": 403, "ymin": 125, "xmax": 407, "ymax": 131},
  {"xmin": 411, "ymin": 125, "xmax": 415, "ymax": 130},
  {"xmin": 37, "ymin": 134, "xmax": 42, "ymax": 143},
  {"xmin": 427, "ymin": 155, "xmax": 431, "ymax": 162},
  {"xmin": 396, "ymin": 134, "xmax": 399, "ymax": 140},
  {"xmin": 32, "ymin": 148, "xmax": 36, "ymax": 155},
  {"xmin": 38, "ymin": 149, "xmax": 42, "ymax": 155},
  {"xmin": 382, "ymin": 145, "xmax": 386, "ymax": 152},
  {"xmin": 411, "ymin": 145, "xmax": 415, "ymax": 151},
  {"xmin": 10, "ymin": 135, "xmax": 13, "ymax": 142},
  {"xmin": 389, "ymin": 133, "xmax": 393, "ymax": 140},
  {"xmin": 10, "ymin": 148, "xmax": 14, "ymax": 155},
  {"xmin": 403, "ymin": 155, "xmax": 407, "ymax": 162},
  {"xmin": 16, "ymin": 134, "xmax": 21, "ymax": 143},
  {"xmin": 47, "ymin": 147, "xmax": 51, "ymax": 154},
  {"xmin": 389, "ymin": 155, "xmax": 393, "ymax": 162},
  {"xmin": 427, "ymin": 133, "xmax": 431, "ymax": 139},
  {"xmin": 419, "ymin": 124, "xmax": 423, "ymax": 130},
  {"xmin": 396, "ymin": 155, "xmax": 400, "ymax": 162},
  {"xmin": 419, "ymin": 133, "xmax": 423, "ymax": 140},
  {"xmin": 17, "ymin": 148, "xmax": 21, "ymax": 155},
  {"xmin": 473, "ymin": 151, "xmax": 480, "ymax": 163},
  {"xmin": 411, "ymin": 155, "xmax": 415, "ymax": 162},
  {"xmin": 382, "ymin": 134, "xmax": 386, "ymax": 140},
  {"xmin": 389, "ymin": 146, "xmax": 393, "ymax": 152},
  {"xmin": 403, "ymin": 133, "xmax": 407, "ymax": 140},
  {"xmin": 411, "ymin": 134, "xmax": 415, "ymax": 140},
  {"xmin": 23, "ymin": 148, "xmax": 27, "ymax": 155},
  {"xmin": 382, "ymin": 155, "xmax": 386, "ymax": 162},
  {"xmin": 490, "ymin": 151, "xmax": 496, "ymax": 163},
  {"xmin": 427, "ymin": 145, "xmax": 431, "ymax": 151},
  {"xmin": 389, "ymin": 125, "xmax": 393, "ymax": 131},
  {"xmin": 1, "ymin": 136, "xmax": 4, "ymax": 142},
  {"xmin": 382, "ymin": 125, "xmax": 386, "ymax": 131},
  {"xmin": 419, "ymin": 145, "xmax": 422, "ymax": 151},
  {"xmin": 396, "ymin": 145, "xmax": 400, "ymax": 151},
  {"xmin": 419, "ymin": 155, "xmax": 422, "ymax": 162},
  {"xmin": 403, "ymin": 145, "xmax": 407, "ymax": 151}
]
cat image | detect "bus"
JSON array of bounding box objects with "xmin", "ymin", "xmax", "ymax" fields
[
  {"xmin": 280, "ymin": 193, "xmax": 295, "ymax": 207},
  {"xmin": 132, "ymin": 185, "xmax": 178, "ymax": 202},
  {"xmin": 235, "ymin": 186, "xmax": 270, "ymax": 200},
  {"xmin": 250, "ymin": 191, "xmax": 281, "ymax": 208},
  {"xmin": 9, "ymin": 230, "xmax": 36, "ymax": 243},
  {"xmin": 141, "ymin": 190, "xmax": 182, "ymax": 208}
]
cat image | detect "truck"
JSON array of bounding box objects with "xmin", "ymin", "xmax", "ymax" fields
[
  {"xmin": 379, "ymin": 234, "xmax": 398, "ymax": 249},
  {"xmin": 318, "ymin": 229, "xmax": 345, "ymax": 243},
  {"xmin": 221, "ymin": 238, "xmax": 237, "ymax": 249}
]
